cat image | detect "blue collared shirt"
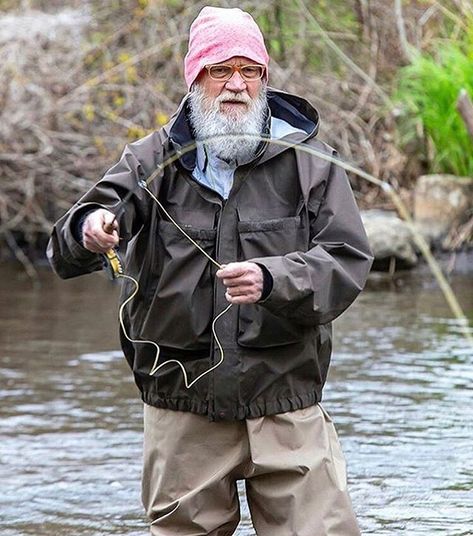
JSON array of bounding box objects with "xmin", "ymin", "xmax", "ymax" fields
[{"xmin": 192, "ymin": 117, "xmax": 306, "ymax": 199}]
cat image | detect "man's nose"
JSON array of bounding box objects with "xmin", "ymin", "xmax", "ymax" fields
[{"xmin": 224, "ymin": 71, "xmax": 247, "ymax": 92}]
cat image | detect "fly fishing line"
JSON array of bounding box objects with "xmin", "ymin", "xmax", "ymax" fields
[{"xmin": 102, "ymin": 135, "xmax": 471, "ymax": 387}]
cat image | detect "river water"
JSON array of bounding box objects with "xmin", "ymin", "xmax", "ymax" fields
[{"xmin": 0, "ymin": 262, "xmax": 472, "ymax": 535}]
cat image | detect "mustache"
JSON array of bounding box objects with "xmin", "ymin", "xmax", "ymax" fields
[{"xmin": 215, "ymin": 91, "xmax": 252, "ymax": 104}]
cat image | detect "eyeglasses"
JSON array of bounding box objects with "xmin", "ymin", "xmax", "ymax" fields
[{"xmin": 205, "ymin": 63, "xmax": 265, "ymax": 82}]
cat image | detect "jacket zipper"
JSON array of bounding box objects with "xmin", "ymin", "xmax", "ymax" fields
[{"xmin": 208, "ymin": 197, "xmax": 227, "ymax": 420}]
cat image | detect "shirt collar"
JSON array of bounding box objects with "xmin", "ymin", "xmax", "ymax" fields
[{"xmin": 196, "ymin": 142, "xmax": 238, "ymax": 174}]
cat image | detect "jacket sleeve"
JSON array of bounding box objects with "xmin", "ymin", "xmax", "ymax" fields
[
  {"xmin": 250, "ymin": 154, "xmax": 374, "ymax": 325},
  {"xmin": 47, "ymin": 135, "xmax": 156, "ymax": 279}
]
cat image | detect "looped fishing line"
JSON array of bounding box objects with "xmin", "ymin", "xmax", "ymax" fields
[
  {"xmin": 107, "ymin": 134, "xmax": 472, "ymax": 373},
  {"xmin": 115, "ymin": 180, "xmax": 232, "ymax": 389}
]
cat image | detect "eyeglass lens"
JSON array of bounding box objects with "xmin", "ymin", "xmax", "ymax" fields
[{"xmin": 208, "ymin": 64, "xmax": 264, "ymax": 81}]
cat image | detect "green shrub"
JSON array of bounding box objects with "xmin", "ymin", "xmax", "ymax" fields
[{"xmin": 395, "ymin": 39, "xmax": 473, "ymax": 177}]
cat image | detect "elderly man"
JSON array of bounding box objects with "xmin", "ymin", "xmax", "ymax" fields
[{"xmin": 48, "ymin": 6, "xmax": 373, "ymax": 536}]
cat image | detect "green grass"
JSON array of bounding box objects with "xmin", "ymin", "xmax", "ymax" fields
[{"xmin": 395, "ymin": 38, "xmax": 473, "ymax": 177}]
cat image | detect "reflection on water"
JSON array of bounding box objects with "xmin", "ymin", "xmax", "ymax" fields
[{"xmin": 0, "ymin": 264, "xmax": 472, "ymax": 535}]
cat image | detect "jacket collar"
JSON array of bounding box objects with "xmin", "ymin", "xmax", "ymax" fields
[{"xmin": 164, "ymin": 87, "xmax": 319, "ymax": 171}]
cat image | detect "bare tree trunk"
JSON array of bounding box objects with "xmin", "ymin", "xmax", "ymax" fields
[
  {"xmin": 275, "ymin": 0, "xmax": 286, "ymax": 61},
  {"xmin": 354, "ymin": 0, "xmax": 370, "ymax": 43},
  {"xmin": 457, "ymin": 89, "xmax": 473, "ymax": 140},
  {"xmin": 394, "ymin": 0, "xmax": 415, "ymax": 63}
]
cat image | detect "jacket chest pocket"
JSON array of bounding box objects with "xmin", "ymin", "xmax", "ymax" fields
[
  {"xmin": 237, "ymin": 213, "xmax": 306, "ymax": 257},
  {"xmin": 236, "ymin": 204, "xmax": 309, "ymax": 348},
  {"xmin": 237, "ymin": 199, "xmax": 308, "ymax": 258}
]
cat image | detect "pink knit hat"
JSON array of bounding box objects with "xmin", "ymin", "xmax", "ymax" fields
[{"xmin": 184, "ymin": 6, "xmax": 269, "ymax": 89}]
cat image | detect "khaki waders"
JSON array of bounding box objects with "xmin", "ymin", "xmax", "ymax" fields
[{"xmin": 142, "ymin": 403, "xmax": 361, "ymax": 536}]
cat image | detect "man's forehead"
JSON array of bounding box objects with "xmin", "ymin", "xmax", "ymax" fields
[{"xmin": 210, "ymin": 56, "xmax": 260, "ymax": 66}]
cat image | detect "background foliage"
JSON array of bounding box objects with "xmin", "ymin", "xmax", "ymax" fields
[
  {"xmin": 395, "ymin": 26, "xmax": 473, "ymax": 176},
  {"xmin": 0, "ymin": 0, "xmax": 472, "ymax": 263}
]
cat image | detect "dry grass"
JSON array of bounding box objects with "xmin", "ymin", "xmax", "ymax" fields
[{"xmin": 0, "ymin": 0, "xmax": 468, "ymax": 265}]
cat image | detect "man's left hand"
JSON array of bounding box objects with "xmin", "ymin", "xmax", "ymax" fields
[{"xmin": 216, "ymin": 262, "xmax": 263, "ymax": 304}]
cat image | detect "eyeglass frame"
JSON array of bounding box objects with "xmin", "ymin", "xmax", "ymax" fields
[{"xmin": 204, "ymin": 63, "xmax": 266, "ymax": 82}]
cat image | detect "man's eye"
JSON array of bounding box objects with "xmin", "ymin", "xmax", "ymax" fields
[
  {"xmin": 241, "ymin": 66, "xmax": 261, "ymax": 78},
  {"xmin": 211, "ymin": 66, "xmax": 231, "ymax": 78}
]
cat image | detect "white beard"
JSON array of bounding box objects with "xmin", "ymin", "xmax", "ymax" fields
[{"xmin": 188, "ymin": 84, "xmax": 267, "ymax": 164}]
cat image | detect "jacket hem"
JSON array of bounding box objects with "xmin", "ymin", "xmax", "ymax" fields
[
  {"xmin": 141, "ymin": 389, "xmax": 321, "ymax": 422},
  {"xmin": 142, "ymin": 392, "xmax": 209, "ymax": 416}
]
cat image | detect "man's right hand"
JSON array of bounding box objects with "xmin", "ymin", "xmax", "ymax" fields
[{"xmin": 82, "ymin": 209, "xmax": 119, "ymax": 253}]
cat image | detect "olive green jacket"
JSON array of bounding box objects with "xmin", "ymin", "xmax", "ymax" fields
[{"xmin": 48, "ymin": 89, "xmax": 373, "ymax": 421}]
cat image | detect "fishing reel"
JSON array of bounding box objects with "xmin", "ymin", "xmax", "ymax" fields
[
  {"xmin": 102, "ymin": 248, "xmax": 124, "ymax": 280},
  {"xmin": 99, "ymin": 179, "xmax": 148, "ymax": 281}
]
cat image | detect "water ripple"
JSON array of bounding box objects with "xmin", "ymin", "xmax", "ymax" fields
[{"xmin": 0, "ymin": 266, "xmax": 472, "ymax": 535}]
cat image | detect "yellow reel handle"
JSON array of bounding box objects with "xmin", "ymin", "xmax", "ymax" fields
[{"xmin": 103, "ymin": 248, "xmax": 124, "ymax": 280}]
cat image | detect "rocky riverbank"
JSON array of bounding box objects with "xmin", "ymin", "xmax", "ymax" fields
[{"xmin": 362, "ymin": 174, "xmax": 472, "ymax": 273}]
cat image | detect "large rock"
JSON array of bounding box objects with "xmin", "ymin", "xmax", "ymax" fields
[
  {"xmin": 414, "ymin": 174, "xmax": 473, "ymax": 246},
  {"xmin": 361, "ymin": 210, "xmax": 418, "ymax": 271}
]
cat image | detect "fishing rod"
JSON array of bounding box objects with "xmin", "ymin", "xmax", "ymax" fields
[
  {"xmin": 94, "ymin": 134, "xmax": 472, "ymax": 349},
  {"xmin": 99, "ymin": 140, "xmax": 241, "ymax": 279},
  {"xmin": 101, "ymin": 168, "xmax": 165, "ymax": 279},
  {"xmin": 101, "ymin": 197, "xmax": 133, "ymax": 279}
]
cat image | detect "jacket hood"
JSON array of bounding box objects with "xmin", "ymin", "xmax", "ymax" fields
[{"xmin": 164, "ymin": 88, "xmax": 320, "ymax": 170}]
